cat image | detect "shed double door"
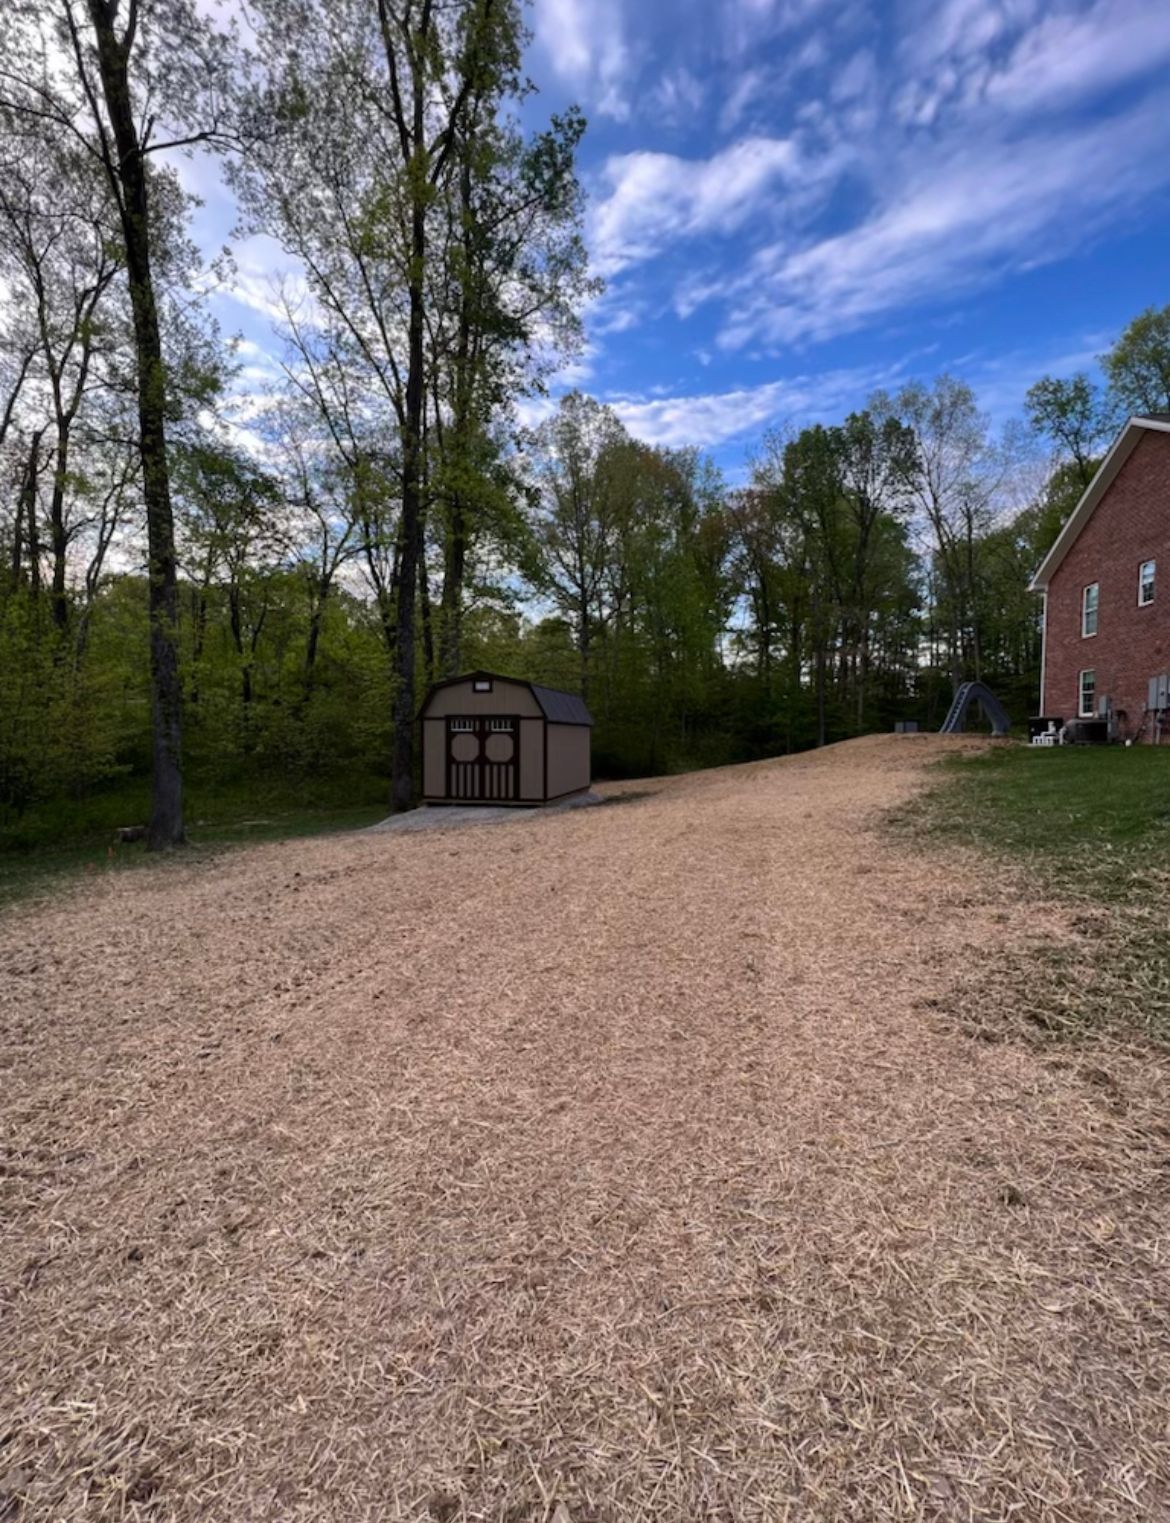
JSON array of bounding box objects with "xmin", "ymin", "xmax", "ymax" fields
[{"xmin": 446, "ymin": 716, "xmax": 519, "ymax": 801}]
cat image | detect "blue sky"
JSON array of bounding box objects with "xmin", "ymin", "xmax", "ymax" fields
[{"xmin": 192, "ymin": 0, "xmax": 1170, "ymax": 475}]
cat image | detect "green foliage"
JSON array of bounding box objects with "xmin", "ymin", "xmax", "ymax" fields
[
  {"xmin": 1103, "ymin": 304, "xmax": 1170, "ymax": 418},
  {"xmin": 1024, "ymin": 373, "xmax": 1113, "ymax": 485}
]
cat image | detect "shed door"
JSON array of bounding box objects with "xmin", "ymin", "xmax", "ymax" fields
[{"xmin": 446, "ymin": 717, "xmax": 519, "ymax": 801}]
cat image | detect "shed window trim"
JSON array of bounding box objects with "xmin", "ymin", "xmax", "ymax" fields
[
  {"xmin": 1139, "ymin": 559, "xmax": 1156, "ymax": 607},
  {"xmin": 1081, "ymin": 582, "xmax": 1098, "ymax": 638},
  {"xmin": 1078, "ymin": 668, "xmax": 1096, "ymax": 719}
]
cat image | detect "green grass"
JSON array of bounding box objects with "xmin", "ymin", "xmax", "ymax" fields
[
  {"xmin": 897, "ymin": 743, "xmax": 1170, "ymax": 1042},
  {"xmin": 0, "ymin": 777, "xmax": 390, "ymax": 910},
  {"xmin": 902, "ymin": 743, "xmax": 1170, "ymax": 897}
]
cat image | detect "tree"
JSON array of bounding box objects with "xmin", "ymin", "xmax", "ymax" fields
[
  {"xmin": 426, "ymin": 92, "xmax": 592, "ymax": 678},
  {"xmin": 523, "ymin": 392, "xmax": 629, "ymax": 699},
  {"xmin": 239, "ymin": 0, "xmax": 589, "ymax": 810},
  {"xmin": 1025, "ymin": 374, "xmax": 1112, "ymax": 488},
  {"xmin": 832, "ymin": 409, "xmax": 917, "ymax": 727},
  {"xmin": 1103, "ymin": 305, "xmax": 1170, "ymax": 418},
  {"xmin": 1, "ymin": 0, "xmax": 237, "ymax": 847},
  {"xmin": 0, "ymin": 129, "xmax": 130, "ymax": 632},
  {"xmin": 878, "ymin": 376, "xmax": 1004, "ymax": 686}
]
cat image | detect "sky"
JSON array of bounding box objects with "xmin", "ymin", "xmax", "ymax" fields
[{"xmin": 189, "ymin": 0, "xmax": 1170, "ymax": 477}]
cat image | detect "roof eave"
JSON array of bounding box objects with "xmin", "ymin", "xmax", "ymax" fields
[{"xmin": 1028, "ymin": 416, "xmax": 1170, "ymax": 591}]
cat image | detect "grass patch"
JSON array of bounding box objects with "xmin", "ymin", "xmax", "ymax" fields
[
  {"xmin": 0, "ymin": 778, "xmax": 390, "ymax": 911},
  {"xmin": 897, "ymin": 744, "xmax": 1170, "ymax": 1043}
]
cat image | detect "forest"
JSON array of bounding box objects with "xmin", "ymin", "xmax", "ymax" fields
[{"xmin": 1, "ymin": 1, "xmax": 1169, "ymax": 850}]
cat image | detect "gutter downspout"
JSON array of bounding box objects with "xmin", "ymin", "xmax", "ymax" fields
[{"xmin": 1037, "ymin": 588, "xmax": 1048, "ymax": 716}]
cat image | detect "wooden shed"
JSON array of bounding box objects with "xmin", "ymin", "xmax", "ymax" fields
[{"xmin": 419, "ymin": 670, "xmax": 593, "ymax": 805}]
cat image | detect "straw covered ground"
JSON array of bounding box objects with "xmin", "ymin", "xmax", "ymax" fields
[{"xmin": 2, "ymin": 734, "xmax": 1169, "ymax": 1522}]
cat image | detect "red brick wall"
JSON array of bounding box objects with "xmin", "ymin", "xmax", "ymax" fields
[{"xmin": 1044, "ymin": 429, "xmax": 1170, "ymax": 740}]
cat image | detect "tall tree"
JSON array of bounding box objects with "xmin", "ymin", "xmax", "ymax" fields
[
  {"xmin": 240, "ymin": 0, "xmax": 588, "ymax": 809},
  {"xmin": 1, "ymin": 0, "xmax": 236, "ymax": 847},
  {"xmin": 1103, "ymin": 304, "xmax": 1170, "ymax": 417},
  {"xmin": 1025, "ymin": 374, "xmax": 1112, "ymax": 488},
  {"xmin": 523, "ymin": 392, "xmax": 629, "ymax": 700},
  {"xmin": 877, "ymin": 376, "xmax": 1001, "ymax": 686}
]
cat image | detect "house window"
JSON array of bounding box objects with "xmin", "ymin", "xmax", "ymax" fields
[
  {"xmin": 1079, "ymin": 669, "xmax": 1096, "ymax": 718},
  {"xmin": 1139, "ymin": 559, "xmax": 1156, "ymax": 606},
  {"xmin": 1081, "ymin": 582, "xmax": 1099, "ymax": 637},
  {"xmin": 472, "ymin": 678, "xmax": 493, "ymax": 692}
]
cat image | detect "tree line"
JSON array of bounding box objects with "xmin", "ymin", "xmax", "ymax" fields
[{"xmin": 0, "ymin": 1, "xmax": 1168, "ymax": 847}]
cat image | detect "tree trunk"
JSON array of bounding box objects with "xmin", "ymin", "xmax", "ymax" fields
[
  {"xmin": 48, "ymin": 443, "xmax": 70, "ymax": 633},
  {"xmin": 20, "ymin": 430, "xmax": 45, "ymax": 598},
  {"xmin": 87, "ymin": 2, "xmax": 184, "ymax": 849},
  {"xmin": 303, "ymin": 581, "xmax": 326, "ymax": 692},
  {"xmin": 438, "ymin": 494, "xmax": 466, "ymax": 678},
  {"xmin": 419, "ymin": 522, "xmax": 434, "ymax": 684},
  {"xmin": 12, "ymin": 429, "xmax": 44, "ymax": 590},
  {"xmin": 389, "ymin": 181, "xmax": 425, "ymax": 810}
]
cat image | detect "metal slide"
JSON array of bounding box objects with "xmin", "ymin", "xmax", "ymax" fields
[{"xmin": 939, "ymin": 680, "xmax": 1011, "ymax": 736}]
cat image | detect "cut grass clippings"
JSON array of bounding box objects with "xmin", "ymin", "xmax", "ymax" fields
[
  {"xmin": 894, "ymin": 742, "xmax": 1170, "ymax": 1044},
  {"xmin": 4, "ymin": 734, "xmax": 1170, "ymax": 1520}
]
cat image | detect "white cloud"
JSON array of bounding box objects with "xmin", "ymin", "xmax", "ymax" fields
[
  {"xmin": 534, "ymin": 0, "xmax": 631, "ymax": 120},
  {"xmin": 718, "ymin": 69, "xmax": 765, "ymax": 134},
  {"xmin": 221, "ymin": 236, "xmax": 309, "ymax": 324},
  {"xmin": 591, "ymin": 135, "xmax": 832, "ymax": 278},
  {"xmin": 574, "ymin": 0, "xmax": 1170, "ymax": 366},
  {"xmin": 896, "ymin": 0, "xmax": 1170, "ymax": 125},
  {"xmin": 651, "ymin": 67, "xmax": 706, "ymax": 123},
  {"xmin": 717, "ymin": 33, "xmax": 829, "ymax": 134},
  {"xmin": 605, "ymin": 361, "xmax": 906, "ymax": 448},
  {"xmin": 981, "ymin": 0, "xmax": 1170, "ymax": 114},
  {"xmin": 718, "ymin": 94, "xmax": 1170, "ymax": 350},
  {"xmin": 720, "ymin": 0, "xmax": 839, "ymax": 57}
]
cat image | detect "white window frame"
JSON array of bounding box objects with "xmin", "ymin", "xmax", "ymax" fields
[
  {"xmin": 472, "ymin": 678, "xmax": 493, "ymax": 692},
  {"xmin": 1078, "ymin": 668, "xmax": 1096, "ymax": 719},
  {"xmin": 1138, "ymin": 559, "xmax": 1156, "ymax": 607},
  {"xmin": 1081, "ymin": 582, "xmax": 1099, "ymax": 638}
]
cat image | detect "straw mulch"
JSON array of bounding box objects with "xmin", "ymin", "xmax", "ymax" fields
[{"xmin": 2, "ymin": 734, "xmax": 1168, "ymax": 1522}]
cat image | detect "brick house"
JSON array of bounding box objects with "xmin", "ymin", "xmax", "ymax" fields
[{"xmin": 1030, "ymin": 414, "xmax": 1170, "ymax": 740}]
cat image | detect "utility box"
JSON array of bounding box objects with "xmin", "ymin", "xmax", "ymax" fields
[
  {"xmin": 1148, "ymin": 674, "xmax": 1169, "ymax": 711},
  {"xmin": 1064, "ymin": 718, "xmax": 1109, "ymax": 745}
]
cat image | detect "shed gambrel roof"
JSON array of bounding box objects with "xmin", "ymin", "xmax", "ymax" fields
[
  {"xmin": 1029, "ymin": 414, "xmax": 1170, "ymax": 592},
  {"xmin": 419, "ymin": 670, "xmax": 593, "ymax": 725}
]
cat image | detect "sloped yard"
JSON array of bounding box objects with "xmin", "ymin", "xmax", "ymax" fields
[{"xmin": 2, "ymin": 735, "xmax": 1168, "ymax": 1521}]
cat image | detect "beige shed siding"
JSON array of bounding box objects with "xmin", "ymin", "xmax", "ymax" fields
[
  {"xmin": 422, "ymin": 718, "xmax": 445, "ymax": 797},
  {"xmin": 519, "ymin": 718, "xmax": 544, "ymax": 798},
  {"xmin": 424, "ymin": 678, "xmax": 542, "ymax": 718},
  {"xmin": 545, "ymin": 724, "xmax": 591, "ymax": 798}
]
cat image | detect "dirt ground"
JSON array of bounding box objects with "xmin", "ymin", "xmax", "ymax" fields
[{"xmin": 3, "ymin": 734, "xmax": 1169, "ymax": 1523}]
